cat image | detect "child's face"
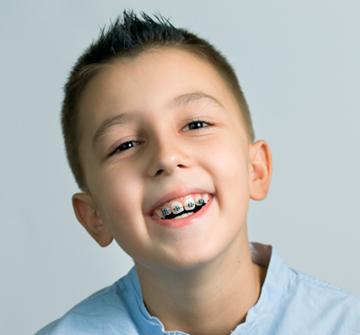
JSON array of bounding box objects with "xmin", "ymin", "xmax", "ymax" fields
[{"xmin": 73, "ymin": 47, "xmax": 271, "ymax": 270}]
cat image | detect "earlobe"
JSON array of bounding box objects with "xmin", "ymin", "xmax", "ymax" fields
[
  {"xmin": 248, "ymin": 140, "xmax": 273, "ymax": 201},
  {"xmin": 72, "ymin": 193, "xmax": 113, "ymax": 247}
]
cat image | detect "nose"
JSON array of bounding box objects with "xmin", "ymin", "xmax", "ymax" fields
[{"xmin": 147, "ymin": 135, "xmax": 190, "ymax": 177}]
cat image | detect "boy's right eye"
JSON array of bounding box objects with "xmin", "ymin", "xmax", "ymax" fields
[{"xmin": 108, "ymin": 140, "xmax": 143, "ymax": 157}]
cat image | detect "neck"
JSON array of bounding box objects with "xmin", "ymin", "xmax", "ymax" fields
[{"xmin": 136, "ymin": 230, "xmax": 266, "ymax": 335}]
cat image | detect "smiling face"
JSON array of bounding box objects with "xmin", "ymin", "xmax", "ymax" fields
[{"xmin": 73, "ymin": 47, "xmax": 272, "ymax": 272}]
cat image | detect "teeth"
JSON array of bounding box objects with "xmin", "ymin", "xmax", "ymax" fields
[
  {"xmin": 184, "ymin": 196, "xmax": 196, "ymax": 211},
  {"xmin": 154, "ymin": 207, "xmax": 171, "ymax": 219},
  {"xmin": 194, "ymin": 194, "xmax": 205, "ymax": 206},
  {"xmin": 171, "ymin": 201, "xmax": 184, "ymax": 215},
  {"xmin": 152, "ymin": 193, "xmax": 210, "ymax": 219},
  {"xmin": 173, "ymin": 212, "xmax": 193, "ymax": 220},
  {"xmin": 195, "ymin": 193, "xmax": 209, "ymax": 206},
  {"xmin": 161, "ymin": 207, "xmax": 172, "ymax": 217}
]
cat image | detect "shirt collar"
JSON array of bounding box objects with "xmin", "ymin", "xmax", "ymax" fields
[
  {"xmin": 231, "ymin": 242, "xmax": 295, "ymax": 333},
  {"xmin": 124, "ymin": 241, "xmax": 295, "ymax": 334}
]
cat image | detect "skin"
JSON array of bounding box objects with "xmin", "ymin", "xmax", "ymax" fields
[{"xmin": 72, "ymin": 47, "xmax": 272, "ymax": 335}]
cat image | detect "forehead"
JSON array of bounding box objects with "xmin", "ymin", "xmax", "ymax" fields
[{"xmin": 77, "ymin": 47, "xmax": 243, "ymax": 142}]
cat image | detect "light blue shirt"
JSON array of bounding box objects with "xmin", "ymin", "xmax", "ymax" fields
[{"xmin": 36, "ymin": 242, "xmax": 360, "ymax": 334}]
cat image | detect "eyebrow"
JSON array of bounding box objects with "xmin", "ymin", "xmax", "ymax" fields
[{"xmin": 92, "ymin": 91, "xmax": 224, "ymax": 149}]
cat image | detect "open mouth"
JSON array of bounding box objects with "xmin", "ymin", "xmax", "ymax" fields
[
  {"xmin": 148, "ymin": 194, "xmax": 213, "ymax": 228},
  {"xmin": 159, "ymin": 202, "xmax": 205, "ymax": 220},
  {"xmin": 164, "ymin": 206, "xmax": 203, "ymax": 219}
]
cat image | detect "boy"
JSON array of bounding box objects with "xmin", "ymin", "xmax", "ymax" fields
[{"xmin": 37, "ymin": 9, "xmax": 360, "ymax": 335}]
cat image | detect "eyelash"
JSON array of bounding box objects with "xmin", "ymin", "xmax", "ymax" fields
[{"xmin": 108, "ymin": 119, "xmax": 213, "ymax": 157}]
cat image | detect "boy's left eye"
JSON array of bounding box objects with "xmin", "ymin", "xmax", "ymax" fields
[{"xmin": 184, "ymin": 119, "xmax": 212, "ymax": 131}]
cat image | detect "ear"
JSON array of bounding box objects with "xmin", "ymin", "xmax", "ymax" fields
[
  {"xmin": 72, "ymin": 192, "xmax": 113, "ymax": 247},
  {"xmin": 248, "ymin": 139, "xmax": 273, "ymax": 201}
]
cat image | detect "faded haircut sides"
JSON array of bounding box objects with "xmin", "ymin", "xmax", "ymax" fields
[{"xmin": 61, "ymin": 9, "xmax": 255, "ymax": 191}]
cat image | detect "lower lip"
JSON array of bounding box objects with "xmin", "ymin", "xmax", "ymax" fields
[{"xmin": 148, "ymin": 195, "xmax": 213, "ymax": 228}]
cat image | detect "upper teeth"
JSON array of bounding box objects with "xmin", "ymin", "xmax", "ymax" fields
[{"xmin": 154, "ymin": 193, "xmax": 209, "ymax": 219}]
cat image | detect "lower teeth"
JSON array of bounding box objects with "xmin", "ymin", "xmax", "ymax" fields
[
  {"xmin": 157, "ymin": 203, "xmax": 205, "ymax": 220},
  {"xmin": 173, "ymin": 212, "xmax": 194, "ymax": 220}
]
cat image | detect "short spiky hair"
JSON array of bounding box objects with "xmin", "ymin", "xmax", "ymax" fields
[{"xmin": 62, "ymin": 9, "xmax": 255, "ymax": 191}]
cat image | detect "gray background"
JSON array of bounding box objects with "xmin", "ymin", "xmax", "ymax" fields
[{"xmin": 1, "ymin": 1, "xmax": 359, "ymax": 334}]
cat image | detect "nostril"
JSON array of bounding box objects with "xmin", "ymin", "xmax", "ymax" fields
[
  {"xmin": 153, "ymin": 164, "xmax": 185, "ymax": 177},
  {"xmin": 155, "ymin": 169, "xmax": 164, "ymax": 176}
]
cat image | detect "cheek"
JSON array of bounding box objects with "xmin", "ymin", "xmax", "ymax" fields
[
  {"xmin": 207, "ymin": 134, "xmax": 249, "ymax": 186},
  {"xmin": 98, "ymin": 172, "xmax": 147, "ymax": 251},
  {"xmin": 205, "ymin": 135, "xmax": 250, "ymax": 219},
  {"xmin": 95, "ymin": 166, "xmax": 142, "ymax": 220}
]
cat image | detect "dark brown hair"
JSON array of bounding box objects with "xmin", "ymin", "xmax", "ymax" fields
[{"xmin": 61, "ymin": 9, "xmax": 255, "ymax": 190}]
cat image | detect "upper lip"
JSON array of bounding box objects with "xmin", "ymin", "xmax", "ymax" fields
[{"xmin": 147, "ymin": 187, "xmax": 213, "ymax": 216}]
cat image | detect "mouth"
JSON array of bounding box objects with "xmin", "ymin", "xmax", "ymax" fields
[{"xmin": 147, "ymin": 194, "xmax": 213, "ymax": 228}]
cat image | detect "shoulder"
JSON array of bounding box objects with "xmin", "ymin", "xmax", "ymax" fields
[
  {"xmin": 249, "ymin": 243, "xmax": 360, "ymax": 334},
  {"xmin": 35, "ymin": 273, "xmax": 139, "ymax": 335},
  {"xmin": 281, "ymin": 267, "xmax": 360, "ymax": 334},
  {"xmin": 295, "ymin": 269, "xmax": 360, "ymax": 308}
]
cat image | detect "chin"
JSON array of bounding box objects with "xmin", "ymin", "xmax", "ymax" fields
[{"xmin": 157, "ymin": 240, "xmax": 227, "ymax": 272}]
